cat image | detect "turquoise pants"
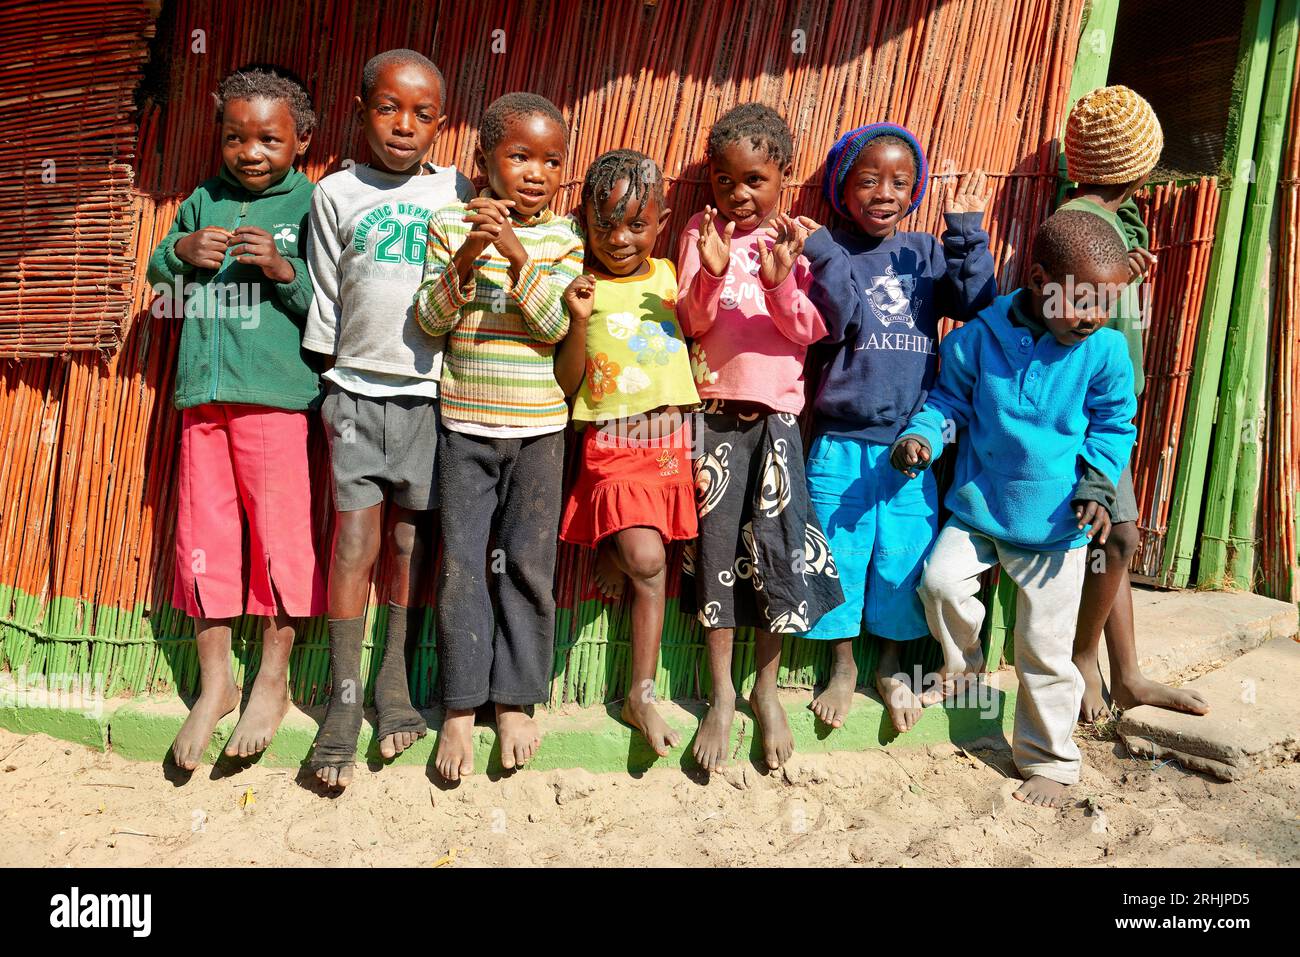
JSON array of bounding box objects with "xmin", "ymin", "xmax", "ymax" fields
[{"xmin": 799, "ymin": 433, "xmax": 938, "ymax": 641}]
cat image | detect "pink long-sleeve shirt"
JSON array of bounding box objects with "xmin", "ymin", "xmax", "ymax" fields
[{"xmin": 675, "ymin": 211, "xmax": 828, "ymax": 414}]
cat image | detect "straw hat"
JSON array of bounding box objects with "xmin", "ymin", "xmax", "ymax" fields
[{"xmin": 1064, "ymin": 85, "xmax": 1164, "ymax": 185}]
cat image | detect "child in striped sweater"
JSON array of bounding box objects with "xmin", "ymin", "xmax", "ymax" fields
[{"xmin": 414, "ymin": 93, "xmax": 584, "ymax": 781}]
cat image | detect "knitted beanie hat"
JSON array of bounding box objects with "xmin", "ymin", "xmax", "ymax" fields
[
  {"xmin": 822, "ymin": 122, "xmax": 928, "ymax": 219},
  {"xmin": 1064, "ymin": 85, "xmax": 1164, "ymax": 185}
]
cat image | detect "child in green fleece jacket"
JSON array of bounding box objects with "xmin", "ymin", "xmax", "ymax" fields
[{"xmin": 146, "ymin": 67, "xmax": 325, "ymax": 773}]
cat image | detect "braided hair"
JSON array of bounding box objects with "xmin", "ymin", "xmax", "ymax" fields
[{"xmin": 581, "ymin": 149, "xmax": 665, "ymax": 229}]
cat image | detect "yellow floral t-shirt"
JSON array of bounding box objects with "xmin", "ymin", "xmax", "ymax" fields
[{"xmin": 572, "ymin": 259, "xmax": 700, "ymax": 422}]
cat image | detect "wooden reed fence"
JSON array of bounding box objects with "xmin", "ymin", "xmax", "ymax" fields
[
  {"xmin": 1261, "ymin": 49, "xmax": 1300, "ymax": 602},
  {"xmin": 0, "ymin": 0, "xmax": 154, "ymax": 356},
  {"xmin": 1, "ymin": 0, "xmax": 1089, "ymax": 708},
  {"xmin": 1130, "ymin": 177, "xmax": 1221, "ymax": 580}
]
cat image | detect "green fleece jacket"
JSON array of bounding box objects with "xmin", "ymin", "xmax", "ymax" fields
[
  {"xmin": 147, "ymin": 166, "xmax": 320, "ymax": 411},
  {"xmin": 1058, "ymin": 195, "xmax": 1149, "ymax": 396}
]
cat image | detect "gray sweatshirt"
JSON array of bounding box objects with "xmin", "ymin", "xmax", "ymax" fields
[{"xmin": 303, "ymin": 162, "xmax": 474, "ymax": 380}]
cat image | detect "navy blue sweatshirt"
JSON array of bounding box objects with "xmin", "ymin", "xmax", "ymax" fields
[{"xmin": 803, "ymin": 212, "xmax": 997, "ymax": 444}]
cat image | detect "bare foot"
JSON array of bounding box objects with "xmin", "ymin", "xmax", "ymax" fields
[
  {"xmin": 1112, "ymin": 673, "xmax": 1210, "ymax": 716},
  {"xmin": 876, "ymin": 670, "xmax": 923, "ymax": 732},
  {"xmin": 309, "ymin": 696, "xmax": 363, "ymax": 792},
  {"xmin": 749, "ymin": 683, "xmax": 793, "ymax": 769},
  {"xmin": 809, "ymin": 659, "xmax": 857, "ymax": 729},
  {"xmin": 224, "ymin": 674, "xmax": 290, "ymax": 760},
  {"xmin": 692, "ymin": 690, "xmax": 736, "ymax": 772},
  {"xmin": 622, "ymin": 691, "xmax": 681, "ymax": 757},
  {"xmin": 495, "ymin": 704, "xmax": 541, "ymax": 770},
  {"xmin": 377, "ymin": 701, "xmax": 427, "ymax": 760},
  {"xmin": 172, "ymin": 681, "xmax": 240, "ymax": 771},
  {"xmin": 1013, "ymin": 775, "xmax": 1069, "ymax": 808},
  {"xmin": 1073, "ymin": 648, "xmax": 1110, "ymax": 722},
  {"xmin": 379, "ymin": 730, "xmax": 421, "ymax": 760},
  {"xmin": 594, "ymin": 539, "xmax": 626, "ymax": 599},
  {"xmin": 917, "ymin": 672, "xmax": 964, "ymax": 707},
  {"xmin": 315, "ymin": 762, "xmax": 353, "ymax": 791},
  {"xmin": 435, "ymin": 709, "xmax": 476, "ymax": 782}
]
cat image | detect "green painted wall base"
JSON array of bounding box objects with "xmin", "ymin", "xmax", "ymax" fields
[
  {"xmin": 0, "ymin": 683, "xmax": 1018, "ymax": 776},
  {"xmin": 0, "ymin": 701, "xmax": 108, "ymax": 752},
  {"xmin": 3, "ymin": 582, "xmax": 1007, "ymax": 712}
]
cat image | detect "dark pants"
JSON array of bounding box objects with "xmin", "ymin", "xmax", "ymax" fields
[{"xmin": 436, "ymin": 427, "xmax": 564, "ymax": 709}]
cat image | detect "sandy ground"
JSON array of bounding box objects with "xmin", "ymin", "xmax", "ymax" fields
[{"xmin": 1, "ymin": 725, "xmax": 1296, "ymax": 867}]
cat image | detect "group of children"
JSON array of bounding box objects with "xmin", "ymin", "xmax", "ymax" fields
[{"xmin": 148, "ymin": 48, "xmax": 1209, "ymax": 809}]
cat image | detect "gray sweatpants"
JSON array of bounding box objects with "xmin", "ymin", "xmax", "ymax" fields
[{"xmin": 919, "ymin": 518, "xmax": 1087, "ymax": 785}]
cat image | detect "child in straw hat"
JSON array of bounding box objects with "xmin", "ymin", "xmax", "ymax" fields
[{"xmin": 1060, "ymin": 85, "xmax": 1210, "ymax": 724}]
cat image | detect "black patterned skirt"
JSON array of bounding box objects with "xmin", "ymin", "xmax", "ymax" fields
[{"xmin": 682, "ymin": 401, "xmax": 845, "ymax": 633}]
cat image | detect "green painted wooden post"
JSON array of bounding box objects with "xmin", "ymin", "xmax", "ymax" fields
[
  {"xmin": 1197, "ymin": 0, "xmax": 1298, "ymax": 588},
  {"xmin": 1225, "ymin": 0, "xmax": 1299, "ymax": 588},
  {"xmin": 1058, "ymin": 0, "xmax": 1122, "ymax": 192},
  {"xmin": 1160, "ymin": 0, "xmax": 1279, "ymax": 587},
  {"xmin": 982, "ymin": 573, "xmax": 1017, "ymax": 669}
]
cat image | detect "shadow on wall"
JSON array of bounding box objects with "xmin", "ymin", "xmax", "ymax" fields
[
  {"xmin": 136, "ymin": 0, "xmax": 1080, "ymax": 246},
  {"xmin": 0, "ymin": 0, "xmax": 1086, "ymax": 709}
]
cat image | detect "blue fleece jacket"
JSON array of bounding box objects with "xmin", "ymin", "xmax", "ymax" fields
[
  {"xmin": 898, "ymin": 292, "xmax": 1137, "ymax": 550},
  {"xmin": 802, "ymin": 212, "xmax": 997, "ymax": 444}
]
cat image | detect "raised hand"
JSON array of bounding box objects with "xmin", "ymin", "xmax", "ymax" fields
[
  {"xmin": 227, "ymin": 226, "xmax": 294, "ymax": 283},
  {"xmin": 944, "ymin": 169, "xmax": 992, "ymax": 216},
  {"xmin": 563, "ymin": 273, "xmax": 597, "ymax": 324},
  {"xmin": 794, "ymin": 214, "xmax": 823, "ymax": 234},
  {"xmin": 489, "ymin": 204, "xmax": 527, "ymax": 268},
  {"xmin": 174, "ymin": 227, "xmax": 233, "ymax": 271},
  {"xmin": 1127, "ymin": 246, "xmax": 1157, "ymax": 281},
  {"xmin": 757, "ymin": 213, "xmax": 808, "ymax": 288},
  {"xmin": 697, "ymin": 205, "xmax": 735, "ymax": 278},
  {"xmin": 461, "ymin": 196, "xmax": 513, "ymax": 258}
]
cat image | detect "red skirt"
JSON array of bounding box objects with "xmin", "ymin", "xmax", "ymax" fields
[{"xmin": 559, "ymin": 420, "xmax": 699, "ymax": 547}]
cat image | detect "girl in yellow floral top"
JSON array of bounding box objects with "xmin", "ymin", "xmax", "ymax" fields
[{"xmin": 557, "ymin": 150, "xmax": 699, "ymax": 756}]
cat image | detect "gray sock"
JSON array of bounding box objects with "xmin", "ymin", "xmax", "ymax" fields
[
  {"xmin": 308, "ymin": 616, "xmax": 365, "ymax": 769},
  {"xmin": 374, "ymin": 603, "xmax": 427, "ymax": 740}
]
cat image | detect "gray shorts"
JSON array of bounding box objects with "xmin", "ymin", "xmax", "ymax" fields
[
  {"xmin": 320, "ymin": 383, "xmax": 439, "ymax": 512},
  {"xmin": 1113, "ymin": 465, "xmax": 1139, "ymax": 525}
]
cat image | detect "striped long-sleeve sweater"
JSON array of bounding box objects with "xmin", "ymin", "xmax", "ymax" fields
[{"xmin": 414, "ymin": 202, "xmax": 584, "ymax": 428}]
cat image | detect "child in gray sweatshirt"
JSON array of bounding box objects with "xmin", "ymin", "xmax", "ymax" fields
[{"xmin": 302, "ymin": 49, "xmax": 472, "ymax": 793}]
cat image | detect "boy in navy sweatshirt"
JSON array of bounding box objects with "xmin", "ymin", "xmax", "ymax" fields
[
  {"xmin": 795, "ymin": 123, "xmax": 996, "ymax": 734},
  {"xmin": 893, "ymin": 209, "xmax": 1137, "ymax": 808}
]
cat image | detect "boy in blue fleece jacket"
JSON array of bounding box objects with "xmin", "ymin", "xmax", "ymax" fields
[
  {"xmin": 794, "ymin": 123, "xmax": 996, "ymax": 734},
  {"xmin": 892, "ymin": 209, "xmax": 1137, "ymax": 809}
]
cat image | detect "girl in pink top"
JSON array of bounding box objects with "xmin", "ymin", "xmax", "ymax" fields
[{"xmin": 676, "ymin": 103, "xmax": 844, "ymax": 774}]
